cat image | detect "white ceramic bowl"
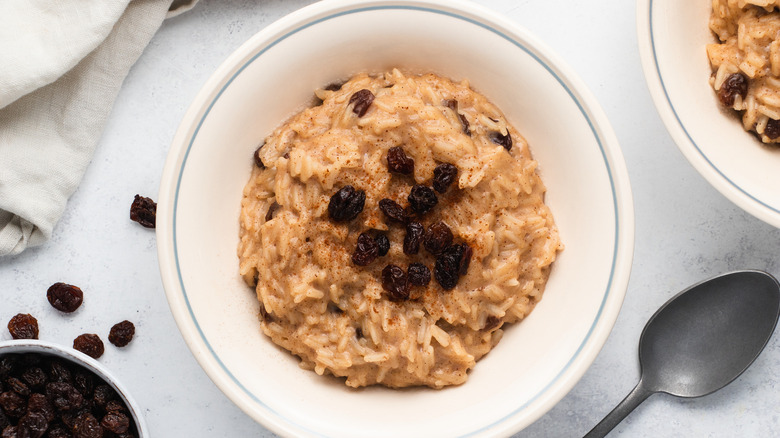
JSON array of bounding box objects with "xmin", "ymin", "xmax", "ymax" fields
[
  {"xmin": 637, "ymin": 0, "xmax": 780, "ymax": 228},
  {"xmin": 157, "ymin": 0, "xmax": 634, "ymax": 436},
  {"xmin": 0, "ymin": 340, "xmax": 148, "ymax": 437}
]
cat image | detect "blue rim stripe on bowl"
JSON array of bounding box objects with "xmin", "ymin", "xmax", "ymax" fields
[
  {"xmin": 648, "ymin": 0, "xmax": 780, "ymax": 217},
  {"xmin": 172, "ymin": 4, "xmax": 621, "ymax": 437}
]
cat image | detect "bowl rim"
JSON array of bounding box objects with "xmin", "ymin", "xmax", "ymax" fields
[
  {"xmin": 636, "ymin": 0, "xmax": 780, "ymax": 228},
  {"xmin": 157, "ymin": 0, "xmax": 635, "ymax": 436},
  {"xmin": 0, "ymin": 339, "xmax": 149, "ymax": 437}
]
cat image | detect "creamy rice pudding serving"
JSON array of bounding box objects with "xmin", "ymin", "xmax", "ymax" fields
[
  {"xmin": 237, "ymin": 69, "xmax": 562, "ymax": 388},
  {"xmin": 708, "ymin": 0, "xmax": 780, "ymax": 143}
]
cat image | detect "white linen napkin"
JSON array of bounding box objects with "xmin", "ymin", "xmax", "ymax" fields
[{"xmin": 0, "ymin": 0, "xmax": 197, "ymax": 257}]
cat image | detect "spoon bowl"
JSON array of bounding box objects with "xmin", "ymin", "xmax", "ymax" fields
[{"xmin": 586, "ymin": 270, "xmax": 780, "ymax": 437}]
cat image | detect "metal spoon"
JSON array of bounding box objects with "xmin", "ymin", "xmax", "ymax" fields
[{"xmin": 585, "ymin": 270, "xmax": 780, "ymax": 437}]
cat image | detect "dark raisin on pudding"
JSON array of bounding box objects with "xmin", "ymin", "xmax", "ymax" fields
[
  {"xmin": 765, "ymin": 118, "xmax": 780, "ymax": 139},
  {"xmin": 381, "ymin": 265, "xmax": 410, "ymax": 301},
  {"xmin": 490, "ymin": 131, "xmax": 513, "ymax": 151},
  {"xmin": 407, "ymin": 185, "xmax": 438, "ymax": 215},
  {"xmin": 423, "ymin": 222, "xmax": 453, "ymax": 255},
  {"xmin": 349, "ymin": 89, "xmax": 375, "ymax": 117},
  {"xmin": 7, "ymin": 314, "xmax": 38, "ymax": 340},
  {"xmin": 327, "ymin": 185, "xmax": 365, "ymax": 222},
  {"xmin": 46, "ymin": 283, "xmax": 83, "ymax": 313},
  {"xmin": 444, "ymin": 99, "xmax": 471, "ymax": 135},
  {"xmin": 717, "ymin": 73, "xmax": 748, "ymax": 107},
  {"xmin": 352, "ymin": 232, "xmax": 380, "ymax": 266},
  {"xmin": 403, "ymin": 222, "xmax": 424, "ymax": 255},
  {"xmin": 129, "ymin": 195, "xmax": 156, "ymax": 228},
  {"xmin": 374, "ymin": 233, "xmax": 390, "ymax": 256},
  {"xmin": 386, "ymin": 146, "xmax": 415, "ymax": 175},
  {"xmin": 378, "ymin": 199, "xmax": 410, "ymax": 224},
  {"xmin": 407, "ymin": 263, "xmax": 431, "ymax": 287},
  {"xmin": 253, "ymin": 143, "xmax": 265, "ymax": 169},
  {"xmin": 434, "ymin": 243, "xmax": 473, "ymax": 290},
  {"xmin": 433, "ymin": 163, "xmax": 458, "ymax": 194}
]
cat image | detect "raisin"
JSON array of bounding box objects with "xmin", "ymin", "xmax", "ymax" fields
[
  {"xmin": 0, "ymin": 409, "xmax": 8, "ymax": 431},
  {"xmin": 490, "ymin": 131, "xmax": 513, "ymax": 151},
  {"xmin": 433, "ymin": 163, "xmax": 458, "ymax": 194},
  {"xmin": 73, "ymin": 372, "xmax": 94, "ymax": 397},
  {"xmin": 0, "ymin": 391, "xmax": 26, "ymax": 417},
  {"xmin": 46, "ymin": 425, "xmax": 70, "ymax": 438},
  {"xmin": 1, "ymin": 426, "xmax": 24, "ymax": 438},
  {"xmin": 351, "ymin": 233, "xmax": 379, "ymax": 266},
  {"xmin": 46, "ymin": 283, "xmax": 84, "ymax": 313},
  {"xmin": 7, "ymin": 314, "xmax": 38, "ymax": 340},
  {"xmin": 444, "ymin": 100, "xmax": 470, "ymax": 135},
  {"xmin": 264, "ymin": 201, "xmax": 280, "ymax": 222},
  {"xmin": 484, "ymin": 316, "xmax": 501, "ymax": 331},
  {"xmin": 106, "ymin": 321, "xmax": 135, "ymax": 349},
  {"xmin": 378, "ymin": 199, "xmax": 410, "ymax": 224},
  {"xmin": 381, "ymin": 265, "xmax": 410, "ymax": 301},
  {"xmin": 327, "ymin": 185, "xmax": 365, "ymax": 222},
  {"xmin": 717, "ymin": 73, "xmax": 748, "ymax": 107},
  {"xmin": 0, "ymin": 357, "xmax": 18, "ymax": 379},
  {"xmin": 349, "ymin": 89, "xmax": 375, "ymax": 117},
  {"xmin": 386, "ymin": 146, "xmax": 414, "ymax": 175},
  {"xmin": 26, "ymin": 394, "xmax": 54, "ymax": 422},
  {"xmin": 46, "ymin": 382, "xmax": 84, "ymax": 411},
  {"xmin": 104, "ymin": 400, "xmax": 125, "ymax": 413},
  {"xmin": 423, "ymin": 222, "xmax": 454, "ymax": 255},
  {"xmin": 21, "ymin": 368, "xmax": 46, "ymax": 390},
  {"xmin": 100, "ymin": 412, "xmax": 129, "ymax": 434},
  {"xmin": 374, "ymin": 233, "xmax": 390, "ymax": 256},
  {"xmin": 765, "ymin": 118, "xmax": 780, "ymax": 139},
  {"xmin": 6, "ymin": 378, "xmax": 29, "ymax": 397},
  {"xmin": 18, "ymin": 412, "xmax": 47, "ymax": 438},
  {"xmin": 403, "ymin": 222, "xmax": 424, "ymax": 255},
  {"xmin": 444, "ymin": 243, "xmax": 473, "ymax": 276},
  {"xmin": 434, "ymin": 250, "xmax": 460, "ymax": 290},
  {"xmin": 324, "ymin": 82, "xmax": 343, "ymax": 91},
  {"xmin": 354, "ymin": 327, "xmax": 363, "ymax": 339},
  {"xmin": 91, "ymin": 385, "xmax": 114, "ymax": 410},
  {"xmin": 253, "ymin": 143, "xmax": 265, "ymax": 169},
  {"xmin": 129, "ymin": 195, "xmax": 156, "ymax": 228},
  {"xmin": 72, "ymin": 412, "xmax": 103, "ymax": 438},
  {"xmin": 47, "ymin": 362, "xmax": 71, "ymax": 384},
  {"xmin": 73, "ymin": 335, "xmax": 104, "ymax": 360},
  {"xmin": 407, "ymin": 263, "xmax": 431, "ymax": 287},
  {"xmin": 407, "ymin": 185, "xmax": 438, "ymax": 215}
]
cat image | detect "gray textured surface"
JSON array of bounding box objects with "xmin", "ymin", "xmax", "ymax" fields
[{"xmin": 1, "ymin": 0, "xmax": 780, "ymax": 436}]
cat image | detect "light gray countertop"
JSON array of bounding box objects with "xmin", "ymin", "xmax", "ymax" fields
[{"xmin": 2, "ymin": 0, "xmax": 780, "ymax": 436}]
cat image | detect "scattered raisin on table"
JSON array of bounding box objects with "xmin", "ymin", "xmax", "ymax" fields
[
  {"xmin": 407, "ymin": 263, "xmax": 431, "ymax": 287},
  {"xmin": 46, "ymin": 282, "xmax": 83, "ymax": 313},
  {"xmin": 490, "ymin": 131, "xmax": 513, "ymax": 151},
  {"xmin": 108, "ymin": 321, "xmax": 135, "ymax": 348},
  {"xmin": 327, "ymin": 185, "xmax": 366, "ymax": 222},
  {"xmin": 765, "ymin": 118, "xmax": 780, "ymax": 139},
  {"xmin": 352, "ymin": 232, "xmax": 380, "ymax": 266},
  {"xmin": 433, "ymin": 163, "xmax": 458, "ymax": 194},
  {"xmin": 374, "ymin": 233, "xmax": 390, "ymax": 256},
  {"xmin": 7, "ymin": 314, "xmax": 38, "ymax": 340},
  {"xmin": 129, "ymin": 194, "xmax": 156, "ymax": 229},
  {"xmin": 407, "ymin": 185, "xmax": 438, "ymax": 215},
  {"xmin": 73, "ymin": 334, "xmax": 104, "ymax": 359},
  {"xmin": 717, "ymin": 73, "xmax": 748, "ymax": 107},
  {"xmin": 403, "ymin": 222, "xmax": 424, "ymax": 255},
  {"xmin": 386, "ymin": 146, "xmax": 415, "ymax": 175},
  {"xmin": 349, "ymin": 89, "xmax": 375, "ymax": 117},
  {"xmin": 423, "ymin": 222, "xmax": 454, "ymax": 255},
  {"xmin": 381, "ymin": 265, "xmax": 410, "ymax": 301},
  {"xmin": 378, "ymin": 199, "xmax": 410, "ymax": 224},
  {"xmin": 264, "ymin": 201, "xmax": 280, "ymax": 222},
  {"xmin": 253, "ymin": 143, "xmax": 266, "ymax": 169},
  {"xmin": 444, "ymin": 100, "xmax": 471, "ymax": 135}
]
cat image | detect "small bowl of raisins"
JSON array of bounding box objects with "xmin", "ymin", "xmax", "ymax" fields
[{"xmin": 0, "ymin": 340, "xmax": 148, "ymax": 437}]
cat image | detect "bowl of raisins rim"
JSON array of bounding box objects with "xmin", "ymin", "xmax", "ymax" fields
[
  {"xmin": 157, "ymin": 0, "xmax": 634, "ymax": 436},
  {"xmin": 637, "ymin": 0, "xmax": 780, "ymax": 228},
  {"xmin": 0, "ymin": 339, "xmax": 148, "ymax": 437}
]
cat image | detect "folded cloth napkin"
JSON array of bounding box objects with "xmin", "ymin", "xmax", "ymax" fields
[{"xmin": 0, "ymin": 0, "xmax": 197, "ymax": 257}]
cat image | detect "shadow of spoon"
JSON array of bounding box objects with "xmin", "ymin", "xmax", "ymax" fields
[{"xmin": 585, "ymin": 270, "xmax": 780, "ymax": 437}]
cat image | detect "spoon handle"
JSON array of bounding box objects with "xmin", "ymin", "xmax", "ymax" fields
[{"xmin": 583, "ymin": 381, "xmax": 654, "ymax": 438}]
